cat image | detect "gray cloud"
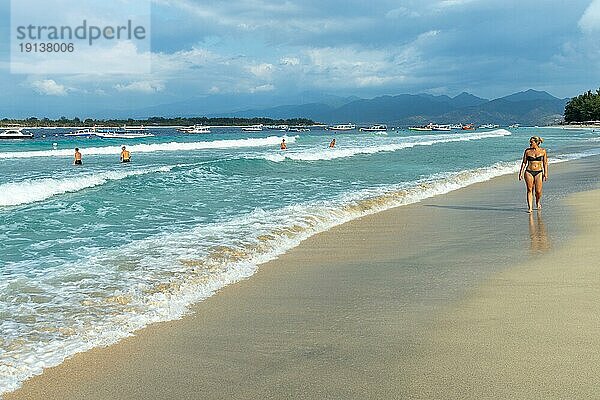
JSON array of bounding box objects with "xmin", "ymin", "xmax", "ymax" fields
[{"xmin": 1, "ymin": 0, "xmax": 599, "ymax": 117}]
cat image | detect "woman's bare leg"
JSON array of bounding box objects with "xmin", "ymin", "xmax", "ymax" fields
[
  {"xmin": 524, "ymin": 171, "xmax": 534, "ymax": 213},
  {"xmin": 534, "ymin": 172, "xmax": 543, "ymax": 209}
]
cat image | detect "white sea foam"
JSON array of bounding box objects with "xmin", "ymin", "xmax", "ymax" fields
[
  {"xmin": 0, "ymin": 159, "xmax": 519, "ymax": 396},
  {"xmin": 262, "ymin": 129, "xmax": 512, "ymax": 162},
  {"xmin": 0, "ymin": 136, "xmax": 297, "ymax": 159},
  {"xmin": 0, "ymin": 166, "xmax": 173, "ymax": 207},
  {"xmin": 1, "ymin": 145, "xmax": 598, "ymax": 396}
]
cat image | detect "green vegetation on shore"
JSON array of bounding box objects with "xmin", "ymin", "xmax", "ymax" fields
[
  {"xmin": 564, "ymin": 89, "xmax": 600, "ymax": 122},
  {"xmin": 0, "ymin": 116, "xmax": 316, "ymax": 127}
]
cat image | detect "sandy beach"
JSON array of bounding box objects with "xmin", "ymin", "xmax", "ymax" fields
[{"xmin": 6, "ymin": 156, "xmax": 600, "ymax": 399}]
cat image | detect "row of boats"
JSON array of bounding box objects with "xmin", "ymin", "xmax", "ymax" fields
[
  {"xmin": 236, "ymin": 122, "xmax": 516, "ymax": 133},
  {"xmin": 0, "ymin": 122, "xmax": 520, "ymax": 140},
  {"xmin": 237, "ymin": 123, "xmax": 388, "ymax": 132},
  {"xmin": 65, "ymin": 125, "xmax": 154, "ymax": 139},
  {"xmin": 0, "ymin": 124, "xmax": 382, "ymax": 139},
  {"xmin": 176, "ymin": 124, "xmax": 310, "ymax": 134},
  {"xmin": 0, "ymin": 125, "xmax": 156, "ymax": 140},
  {"xmin": 176, "ymin": 124, "xmax": 379, "ymax": 133},
  {"xmin": 406, "ymin": 123, "xmax": 517, "ymax": 131}
]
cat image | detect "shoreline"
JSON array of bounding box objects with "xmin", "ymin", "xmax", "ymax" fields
[{"xmin": 5, "ymin": 156, "xmax": 600, "ymax": 399}]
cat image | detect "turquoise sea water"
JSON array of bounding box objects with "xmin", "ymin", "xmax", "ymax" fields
[{"xmin": 1, "ymin": 126, "xmax": 599, "ymax": 393}]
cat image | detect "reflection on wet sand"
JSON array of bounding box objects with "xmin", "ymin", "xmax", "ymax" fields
[{"xmin": 528, "ymin": 211, "xmax": 551, "ymax": 253}]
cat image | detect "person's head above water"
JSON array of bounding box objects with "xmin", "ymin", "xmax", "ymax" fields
[
  {"xmin": 75, "ymin": 148, "xmax": 79, "ymax": 151},
  {"xmin": 122, "ymin": 146, "xmax": 126, "ymax": 150}
]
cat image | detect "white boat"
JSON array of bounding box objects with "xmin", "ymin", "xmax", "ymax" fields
[
  {"xmin": 450, "ymin": 124, "xmax": 463, "ymax": 130},
  {"xmin": 509, "ymin": 124, "xmax": 520, "ymax": 128},
  {"xmin": 94, "ymin": 125, "xmax": 154, "ymax": 138},
  {"xmin": 265, "ymin": 124, "xmax": 289, "ymax": 131},
  {"xmin": 0, "ymin": 127, "xmax": 34, "ymax": 139},
  {"xmin": 288, "ymin": 126, "xmax": 310, "ymax": 132},
  {"xmin": 187, "ymin": 126, "xmax": 211, "ymax": 134},
  {"xmin": 178, "ymin": 125, "xmax": 211, "ymax": 134},
  {"xmin": 65, "ymin": 127, "xmax": 98, "ymax": 137},
  {"xmin": 241, "ymin": 124, "xmax": 263, "ymax": 132},
  {"xmin": 328, "ymin": 123, "xmax": 356, "ymax": 131},
  {"xmin": 479, "ymin": 124, "xmax": 500, "ymax": 129},
  {"xmin": 96, "ymin": 132, "xmax": 154, "ymax": 139},
  {"xmin": 359, "ymin": 124, "xmax": 388, "ymax": 132},
  {"xmin": 431, "ymin": 124, "xmax": 451, "ymax": 131},
  {"xmin": 408, "ymin": 123, "xmax": 433, "ymax": 131}
]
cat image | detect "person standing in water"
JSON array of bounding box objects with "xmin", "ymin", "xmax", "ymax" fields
[
  {"xmin": 518, "ymin": 136, "xmax": 548, "ymax": 213},
  {"xmin": 73, "ymin": 148, "xmax": 82, "ymax": 165},
  {"xmin": 120, "ymin": 146, "xmax": 131, "ymax": 163},
  {"xmin": 280, "ymin": 138, "xmax": 287, "ymax": 150},
  {"xmin": 329, "ymin": 138, "xmax": 336, "ymax": 148}
]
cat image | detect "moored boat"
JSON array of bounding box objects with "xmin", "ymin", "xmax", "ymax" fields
[
  {"xmin": 241, "ymin": 125, "xmax": 264, "ymax": 132},
  {"xmin": 0, "ymin": 127, "xmax": 34, "ymax": 139},
  {"xmin": 359, "ymin": 124, "xmax": 388, "ymax": 132},
  {"xmin": 479, "ymin": 124, "xmax": 500, "ymax": 129},
  {"xmin": 408, "ymin": 123, "xmax": 433, "ymax": 131},
  {"xmin": 65, "ymin": 127, "xmax": 98, "ymax": 137},
  {"xmin": 265, "ymin": 124, "xmax": 289, "ymax": 131},
  {"xmin": 96, "ymin": 131, "xmax": 155, "ymax": 139},
  {"xmin": 328, "ymin": 123, "xmax": 356, "ymax": 131},
  {"xmin": 288, "ymin": 126, "xmax": 310, "ymax": 132},
  {"xmin": 431, "ymin": 124, "xmax": 451, "ymax": 131},
  {"xmin": 178, "ymin": 125, "xmax": 211, "ymax": 134}
]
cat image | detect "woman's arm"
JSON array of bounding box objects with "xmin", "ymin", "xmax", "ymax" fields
[
  {"xmin": 519, "ymin": 150, "xmax": 527, "ymax": 180},
  {"xmin": 543, "ymin": 149, "xmax": 549, "ymax": 181}
]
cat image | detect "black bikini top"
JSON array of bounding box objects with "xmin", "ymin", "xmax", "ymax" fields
[{"xmin": 527, "ymin": 154, "xmax": 544, "ymax": 161}]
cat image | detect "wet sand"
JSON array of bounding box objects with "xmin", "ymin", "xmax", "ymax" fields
[
  {"xmin": 406, "ymin": 188, "xmax": 600, "ymax": 399},
  {"xmin": 6, "ymin": 157, "xmax": 599, "ymax": 399}
]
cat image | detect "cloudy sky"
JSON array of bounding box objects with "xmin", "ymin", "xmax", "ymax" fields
[{"xmin": 1, "ymin": 0, "xmax": 600, "ymax": 118}]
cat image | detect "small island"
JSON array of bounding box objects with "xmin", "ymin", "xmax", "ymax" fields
[{"xmin": 0, "ymin": 116, "xmax": 316, "ymax": 128}]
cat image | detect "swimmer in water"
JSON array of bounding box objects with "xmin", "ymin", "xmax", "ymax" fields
[
  {"xmin": 120, "ymin": 146, "xmax": 131, "ymax": 163},
  {"xmin": 73, "ymin": 148, "xmax": 82, "ymax": 165},
  {"xmin": 280, "ymin": 138, "xmax": 287, "ymax": 150},
  {"xmin": 329, "ymin": 138, "xmax": 336, "ymax": 148}
]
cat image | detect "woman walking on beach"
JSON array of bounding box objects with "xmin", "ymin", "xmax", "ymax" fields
[{"xmin": 519, "ymin": 136, "xmax": 548, "ymax": 213}]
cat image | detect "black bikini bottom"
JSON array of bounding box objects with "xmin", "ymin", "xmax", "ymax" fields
[{"xmin": 526, "ymin": 169, "xmax": 542, "ymax": 177}]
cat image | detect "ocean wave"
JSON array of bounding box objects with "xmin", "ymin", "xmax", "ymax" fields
[
  {"xmin": 0, "ymin": 136, "xmax": 297, "ymax": 160},
  {"xmin": 553, "ymin": 146, "xmax": 600, "ymax": 160},
  {"xmin": 0, "ymin": 157, "xmax": 519, "ymax": 396},
  {"xmin": 261, "ymin": 129, "xmax": 512, "ymax": 162},
  {"xmin": 0, "ymin": 166, "xmax": 173, "ymax": 207}
]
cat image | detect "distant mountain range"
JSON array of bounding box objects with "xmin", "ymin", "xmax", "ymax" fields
[
  {"xmin": 1, "ymin": 88, "xmax": 569, "ymax": 124},
  {"xmin": 213, "ymin": 89, "xmax": 568, "ymax": 126}
]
